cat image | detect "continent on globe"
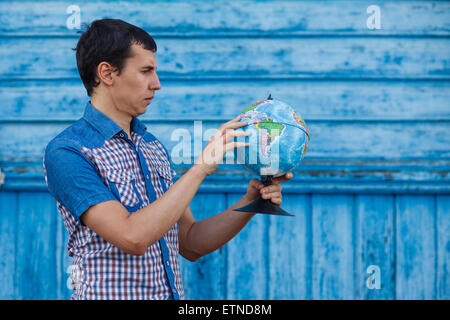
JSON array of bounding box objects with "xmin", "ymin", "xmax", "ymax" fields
[
  {"xmin": 254, "ymin": 120, "xmax": 285, "ymax": 158},
  {"xmin": 241, "ymin": 99, "xmax": 267, "ymax": 113},
  {"xmin": 255, "ymin": 119, "xmax": 285, "ymax": 140},
  {"xmin": 292, "ymin": 110, "xmax": 307, "ymax": 129}
]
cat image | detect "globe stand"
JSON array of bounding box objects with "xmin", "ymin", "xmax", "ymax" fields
[{"xmin": 232, "ymin": 175, "xmax": 294, "ymax": 216}]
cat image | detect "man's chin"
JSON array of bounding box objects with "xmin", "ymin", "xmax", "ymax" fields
[{"xmin": 135, "ymin": 104, "xmax": 148, "ymax": 116}]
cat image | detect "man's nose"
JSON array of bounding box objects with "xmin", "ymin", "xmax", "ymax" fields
[{"xmin": 150, "ymin": 72, "xmax": 162, "ymax": 91}]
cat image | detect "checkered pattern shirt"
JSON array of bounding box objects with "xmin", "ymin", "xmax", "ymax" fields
[{"xmin": 43, "ymin": 102, "xmax": 184, "ymax": 300}]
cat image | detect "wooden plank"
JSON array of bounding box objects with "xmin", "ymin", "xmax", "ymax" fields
[
  {"xmin": 2, "ymin": 163, "xmax": 450, "ymax": 194},
  {"xmin": 0, "ymin": 192, "xmax": 17, "ymax": 299},
  {"xmin": 226, "ymin": 193, "xmax": 268, "ymax": 299},
  {"xmin": 15, "ymin": 191, "xmax": 58, "ymax": 299},
  {"xmin": 312, "ymin": 194, "xmax": 354, "ymax": 299},
  {"xmin": 396, "ymin": 195, "xmax": 436, "ymax": 299},
  {"xmin": 1, "ymin": 80, "xmax": 449, "ymax": 120},
  {"xmin": 355, "ymin": 195, "xmax": 395, "ymax": 299},
  {"xmin": 2, "ymin": 120, "xmax": 449, "ymax": 162},
  {"xmin": 1, "ymin": 37, "xmax": 449, "ymax": 80},
  {"xmin": 436, "ymin": 195, "xmax": 450, "ymax": 300},
  {"xmin": 179, "ymin": 192, "xmax": 227, "ymax": 299},
  {"xmin": 0, "ymin": 1, "xmax": 448, "ymax": 36},
  {"xmin": 268, "ymin": 194, "xmax": 310, "ymax": 299}
]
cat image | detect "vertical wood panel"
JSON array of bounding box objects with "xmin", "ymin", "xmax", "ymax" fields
[
  {"xmin": 226, "ymin": 193, "xmax": 268, "ymax": 299},
  {"xmin": 396, "ymin": 195, "xmax": 436, "ymax": 299},
  {"xmin": 268, "ymin": 194, "xmax": 310, "ymax": 299},
  {"xmin": 180, "ymin": 193, "xmax": 227, "ymax": 299},
  {"xmin": 15, "ymin": 192, "xmax": 58, "ymax": 299},
  {"xmin": 436, "ymin": 195, "xmax": 450, "ymax": 300},
  {"xmin": 355, "ymin": 195, "xmax": 395, "ymax": 299},
  {"xmin": 0, "ymin": 192, "xmax": 17, "ymax": 299},
  {"xmin": 312, "ymin": 194, "xmax": 354, "ymax": 299}
]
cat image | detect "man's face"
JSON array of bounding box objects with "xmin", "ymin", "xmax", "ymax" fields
[{"xmin": 111, "ymin": 44, "xmax": 161, "ymax": 117}]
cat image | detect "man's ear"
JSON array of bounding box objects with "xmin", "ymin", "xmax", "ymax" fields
[{"xmin": 96, "ymin": 62, "xmax": 115, "ymax": 86}]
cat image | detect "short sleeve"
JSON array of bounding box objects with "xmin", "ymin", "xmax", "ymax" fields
[{"xmin": 43, "ymin": 139, "xmax": 117, "ymax": 224}]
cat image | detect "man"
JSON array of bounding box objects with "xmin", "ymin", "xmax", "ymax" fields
[{"xmin": 43, "ymin": 19, "xmax": 292, "ymax": 300}]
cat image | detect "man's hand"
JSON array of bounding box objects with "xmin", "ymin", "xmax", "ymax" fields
[
  {"xmin": 244, "ymin": 172, "xmax": 294, "ymax": 205},
  {"xmin": 194, "ymin": 115, "xmax": 250, "ymax": 176}
]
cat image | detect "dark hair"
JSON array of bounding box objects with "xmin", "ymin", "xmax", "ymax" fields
[{"xmin": 74, "ymin": 19, "xmax": 157, "ymax": 96}]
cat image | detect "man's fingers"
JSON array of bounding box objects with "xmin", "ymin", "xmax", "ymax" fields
[
  {"xmin": 231, "ymin": 114, "xmax": 242, "ymax": 122},
  {"xmin": 250, "ymin": 178, "xmax": 264, "ymax": 190},
  {"xmin": 221, "ymin": 120, "xmax": 247, "ymax": 133},
  {"xmin": 261, "ymin": 191, "xmax": 281, "ymax": 200},
  {"xmin": 223, "ymin": 129, "xmax": 251, "ymax": 142},
  {"xmin": 272, "ymin": 172, "xmax": 294, "ymax": 184},
  {"xmin": 260, "ymin": 184, "xmax": 281, "ymax": 194},
  {"xmin": 225, "ymin": 141, "xmax": 249, "ymax": 152},
  {"xmin": 220, "ymin": 115, "xmax": 244, "ymax": 129},
  {"xmin": 268, "ymin": 197, "xmax": 282, "ymax": 205},
  {"xmin": 226, "ymin": 115, "xmax": 241, "ymax": 124}
]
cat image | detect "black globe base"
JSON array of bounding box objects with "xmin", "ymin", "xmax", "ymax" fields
[
  {"xmin": 232, "ymin": 175, "xmax": 294, "ymax": 217},
  {"xmin": 232, "ymin": 196, "xmax": 294, "ymax": 216}
]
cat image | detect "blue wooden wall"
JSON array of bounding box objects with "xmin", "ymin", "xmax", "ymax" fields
[{"xmin": 0, "ymin": 0, "xmax": 449, "ymax": 300}]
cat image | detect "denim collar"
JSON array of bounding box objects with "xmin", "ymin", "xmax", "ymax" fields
[{"xmin": 83, "ymin": 101, "xmax": 147, "ymax": 140}]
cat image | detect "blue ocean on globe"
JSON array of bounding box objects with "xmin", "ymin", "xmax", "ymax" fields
[{"xmin": 235, "ymin": 98, "xmax": 310, "ymax": 177}]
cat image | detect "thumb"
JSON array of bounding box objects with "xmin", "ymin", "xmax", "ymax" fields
[{"xmin": 272, "ymin": 172, "xmax": 293, "ymax": 184}]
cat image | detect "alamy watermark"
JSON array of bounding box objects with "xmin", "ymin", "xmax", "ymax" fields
[
  {"xmin": 366, "ymin": 5, "xmax": 381, "ymax": 30},
  {"xmin": 66, "ymin": 4, "xmax": 81, "ymax": 30},
  {"xmin": 366, "ymin": 265, "xmax": 381, "ymax": 290},
  {"xmin": 169, "ymin": 121, "xmax": 281, "ymax": 174},
  {"xmin": 66, "ymin": 264, "xmax": 82, "ymax": 290}
]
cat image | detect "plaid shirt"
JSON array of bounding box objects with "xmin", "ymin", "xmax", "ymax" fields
[{"xmin": 43, "ymin": 102, "xmax": 184, "ymax": 300}]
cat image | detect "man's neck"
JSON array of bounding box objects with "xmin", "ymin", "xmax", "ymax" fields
[{"xmin": 90, "ymin": 95, "xmax": 132, "ymax": 139}]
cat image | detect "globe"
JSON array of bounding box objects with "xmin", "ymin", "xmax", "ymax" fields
[
  {"xmin": 235, "ymin": 97, "xmax": 310, "ymax": 178},
  {"xmin": 232, "ymin": 96, "xmax": 310, "ymax": 216}
]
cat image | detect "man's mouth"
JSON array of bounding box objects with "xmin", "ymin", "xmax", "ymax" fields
[{"xmin": 144, "ymin": 96, "xmax": 154, "ymax": 104}]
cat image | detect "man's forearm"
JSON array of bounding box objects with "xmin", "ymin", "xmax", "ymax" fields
[
  {"xmin": 184, "ymin": 195, "xmax": 256, "ymax": 257},
  {"xmin": 126, "ymin": 165, "xmax": 207, "ymax": 250}
]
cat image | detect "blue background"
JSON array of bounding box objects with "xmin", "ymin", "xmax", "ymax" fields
[{"xmin": 0, "ymin": 0, "xmax": 449, "ymax": 299}]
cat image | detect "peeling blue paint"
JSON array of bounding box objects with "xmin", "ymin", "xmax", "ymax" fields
[{"xmin": 0, "ymin": 0, "xmax": 449, "ymax": 300}]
